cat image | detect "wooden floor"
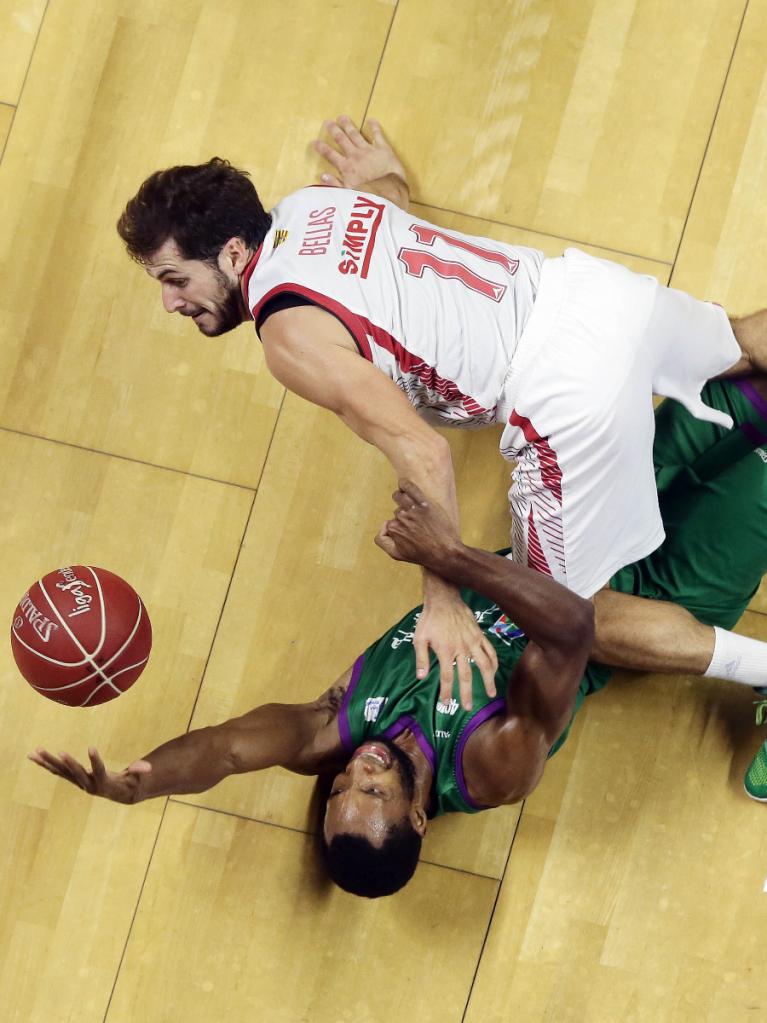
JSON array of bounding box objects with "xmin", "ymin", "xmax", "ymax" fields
[{"xmin": 2, "ymin": 1, "xmax": 767, "ymax": 1020}]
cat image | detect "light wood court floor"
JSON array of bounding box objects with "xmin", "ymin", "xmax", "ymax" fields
[{"xmin": 1, "ymin": 1, "xmax": 766, "ymax": 1020}]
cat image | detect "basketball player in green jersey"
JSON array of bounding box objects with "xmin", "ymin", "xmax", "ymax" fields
[
  {"xmin": 29, "ymin": 378, "xmax": 767, "ymax": 897},
  {"xmin": 29, "ymin": 493, "xmax": 596, "ymax": 899}
]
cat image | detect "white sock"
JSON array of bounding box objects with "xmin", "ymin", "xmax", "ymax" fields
[{"xmin": 704, "ymin": 626, "xmax": 767, "ymax": 688}]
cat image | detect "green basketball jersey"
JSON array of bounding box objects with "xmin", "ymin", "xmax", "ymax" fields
[{"xmin": 339, "ymin": 580, "xmax": 609, "ymax": 817}]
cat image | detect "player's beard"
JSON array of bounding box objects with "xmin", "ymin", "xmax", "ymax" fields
[
  {"xmin": 372, "ymin": 737, "xmax": 417, "ymax": 800},
  {"xmin": 194, "ymin": 265, "xmax": 244, "ymax": 337}
]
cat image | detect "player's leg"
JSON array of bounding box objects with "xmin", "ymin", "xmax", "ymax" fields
[
  {"xmin": 724, "ymin": 309, "xmax": 767, "ymax": 377},
  {"xmin": 594, "ymin": 373, "xmax": 767, "ymax": 672},
  {"xmin": 734, "ymin": 378, "xmax": 767, "ymax": 799},
  {"xmin": 591, "ymin": 589, "xmax": 712, "ymax": 672},
  {"xmin": 658, "ymin": 372, "xmax": 767, "ymax": 801},
  {"xmin": 638, "ymin": 384, "xmax": 767, "ymax": 797},
  {"xmin": 593, "ymin": 444, "xmax": 767, "ymax": 667},
  {"xmin": 592, "ymin": 500, "xmax": 767, "ymax": 803},
  {"xmin": 726, "ymin": 384, "xmax": 767, "ymax": 798}
]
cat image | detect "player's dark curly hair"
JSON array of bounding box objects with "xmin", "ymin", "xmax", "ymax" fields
[
  {"xmin": 117, "ymin": 157, "xmax": 272, "ymax": 264},
  {"xmin": 323, "ymin": 822, "xmax": 422, "ymax": 898}
]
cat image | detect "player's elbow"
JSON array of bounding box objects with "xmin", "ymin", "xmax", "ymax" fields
[
  {"xmin": 569, "ymin": 599, "xmax": 595, "ymax": 654},
  {"xmin": 206, "ymin": 726, "xmax": 246, "ymax": 778}
]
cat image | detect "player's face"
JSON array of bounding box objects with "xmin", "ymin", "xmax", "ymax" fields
[
  {"xmin": 323, "ymin": 739, "xmax": 416, "ymax": 847},
  {"xmin": 144, "ymin": 238, "xmax": 246, "ymax": 337}
]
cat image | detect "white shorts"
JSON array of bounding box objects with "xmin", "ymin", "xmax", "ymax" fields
[{"xmin": 496, "ymin": 247, "xmax": 741, "ymax": 597}]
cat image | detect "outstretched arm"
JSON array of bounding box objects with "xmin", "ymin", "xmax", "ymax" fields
[
  {"xmin": 261, "ymin": 307, "xmax": 499, "ymax": 704},
  {"xmin": 312, "ymin": 115, "xmax": 410, "ymax": 210},
  {"xmin": 28, "ymin": 685, "xmax": 347, "ymax": 804},
  {"xmin": 377, "ymin": 481, "xmax": 594, "ymax": 740}
]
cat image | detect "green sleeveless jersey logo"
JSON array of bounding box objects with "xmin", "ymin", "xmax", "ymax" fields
[
  {"xmin": 340, "ymin": 586, "xmax": 517, "ymax": 815},
  {"xmin": 339, "ymin": 577, "xmax": 610, "ymax": 816}
]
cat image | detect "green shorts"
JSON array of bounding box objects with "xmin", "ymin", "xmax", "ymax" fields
[{"xmin": 610, "ymin": 378, "xmax": 767, "ymax": 629}]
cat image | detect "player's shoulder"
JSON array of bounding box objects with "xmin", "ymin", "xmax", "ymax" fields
[
  {"xmin": 462, "ymin": 713, "xmax": 548, "ymax": 805},
  {"xmin": 287, "ymin": 681, "xmax": 350, "ymax": 775},
  {"xmin": 310, "ymin": 666, "xmax": 355, "ymax": 731},
  {"xmin": 311, "ymin": 681, "xmax": 349, "ymax": 719}
]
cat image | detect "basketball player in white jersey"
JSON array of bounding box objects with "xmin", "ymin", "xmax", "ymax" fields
[{"xmin": 117, "ymin": 117, "xmax": 767, "ymax": 712}]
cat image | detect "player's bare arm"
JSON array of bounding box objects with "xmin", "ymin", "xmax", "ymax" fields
[
  {"xmin": 312, "ymin": 115, "xmax": 410, "ymax": 210},
  {"xmin": 261, "ymin": 305, "xmax": 499, "ymax": 699},
  {"xmin": 28, "ymin": 678, "xmax": 351, "ymax": 804},
  {"xmin": 260, "ymin": 306, "xmax": 456, "ymax": 504},
  {"xmin": 378, "ymin": 480, "xmax": 594, "ymax": 801}
]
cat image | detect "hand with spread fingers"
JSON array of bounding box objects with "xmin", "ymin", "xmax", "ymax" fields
[
  {"xmin": 27, "ymin": 747, "xmax": 151, "ymax": 804},
  {"xmin": 376, "ymin": 480, "xmax": 500, "ymax": 709},
  {"xmin": 312, "ymin": 115, "xmax": 407, "ymax": 190},
  {"xmin": 413, "ymin": 594, "xmax": 499, "ymax": 710}
]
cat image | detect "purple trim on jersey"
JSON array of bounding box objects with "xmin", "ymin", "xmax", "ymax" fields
[
  {"xmin": 735, "ymin": 379, "xmax": 767, "ymax": 425},
  {"xmin": 742, "ymin": 420, "xmax": 767, "ymax": 447},
  {"xmin": 380, "ymin": 716, "xmax": 437, "ymax": 775},
  {"xmin": 338, "ymin": 654, "xmax": 366, "ymax": 754},
  {"xmin": 454, "ymin": 699, "xmax": 506, "ymax": 809}
]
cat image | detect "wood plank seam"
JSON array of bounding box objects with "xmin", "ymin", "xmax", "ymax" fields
[
  {"xmin": 669, "ymin": 0, "xmax": 752, "ymax": 277},
  {"xmin": 0, "ymin": 425, "xmax": 258, "ymax": 492},
  {"xmin": 101, "ymin": 796, "xmax": 173, "ymax": 1023},
  {"xmin": 182, "ymin": 489, "xmax": 258, "ymax": 735},
  {"xmin": 459, "ymin": 797, "xmax": 527, "ymax": 1023},
  {"xmin": 362, "ymin": 0, "xmax": 401, "ymax": 125},
  {"xmin": 172, "ymin": 796, "xmax": 506, "ymax": 882},
  {"xmin": 179, "ymin": 389, "xmax": 288, "ymax": 735},
  {"xmin": 0, "ymin": 0, "xmax": 51, "ymax": 160},
  {"xmin": 409, "ymin": 201, "xmax": 674, "ymax": 270}
]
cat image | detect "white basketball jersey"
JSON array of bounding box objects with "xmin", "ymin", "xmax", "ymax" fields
[{"xmin": 244, "ymin": 187, "xmax": 544, "ymax": 426}]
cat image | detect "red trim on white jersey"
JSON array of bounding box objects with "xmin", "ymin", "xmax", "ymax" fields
[
  {"xmin": 525, "ymin": 509, "xmax": 553, "ymax": 577},
  {"xmin": 360, "ymin": 202, "xmax": 383, "ymax": 278},
  {"xmin": 364, "ymin": 318, "xmax": 493, "ymax": 415},
  {"xmin": 507, "ymin": 408, "xmax": 566, "ymax": 581},
  {"xmin": 251, "ymin": 283, "xmax": 371, "ymax": 357},
  {"xmin": 240, "ymin": 245, "xmax": 265, "ymax": 315},
  {"xmin": 252, "ymin": 283, "xmax": 493, "ymax": 417},
  {"xmin": 508, "ymin": 410, "xmax": 562, "ymax": 506}
]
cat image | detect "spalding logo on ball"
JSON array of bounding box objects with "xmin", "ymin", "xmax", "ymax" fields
[{"xmin": 11, "ymin": 566, "xmax": 152, "ymax": 707}]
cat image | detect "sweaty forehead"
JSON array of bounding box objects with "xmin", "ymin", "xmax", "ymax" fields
[{"xmin": 325, "ymin": 800, "xmax": 389, "ymax": 847}]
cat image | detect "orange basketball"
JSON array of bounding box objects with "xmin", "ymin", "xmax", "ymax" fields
[{"xmin": 10, "ymin": 566, "xmax": 152, "ymax": 707}]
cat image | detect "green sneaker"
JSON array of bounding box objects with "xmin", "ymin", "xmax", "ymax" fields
[
  {"xmin": 745, "ymin": 740, "xmax": 767, "ymax": 801},
  {"xmin": 744, "ymin": 700, "xmax": 767, "ymax": 802}
]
